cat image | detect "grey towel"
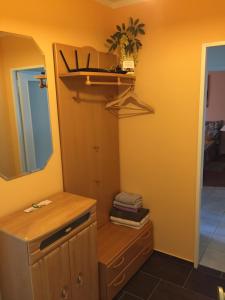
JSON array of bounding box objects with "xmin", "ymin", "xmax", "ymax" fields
[
  {"xmin": 113, "ymin": 200, "xmax": 142, "ymax": 209},
  {"xmin": 115, "ymin": 192, "xmax": 143, "ymax": 205}
]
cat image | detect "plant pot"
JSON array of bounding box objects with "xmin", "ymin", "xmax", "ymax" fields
[{"xmin": 122, "ymin": 58, "xmax": 135, "ymax": 74}]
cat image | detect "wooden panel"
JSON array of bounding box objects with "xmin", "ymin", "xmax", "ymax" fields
[
  {"xmin": 53, "ymin": 43, "xmax": 120, "ymax": 228},
  {"xmin": 69, "ymin": 223, "xmax": 98, "ymax": 300},
  {"xmin": 0, "ymin": 192, "xmax": 96, "ymax": 241},
  {"xmin": 31, "ymin": 242, "xmax": 72, "ymax": 300},
  {"xmin": 97, "ymin": 221, "xmax": 153, "ymax": 265},
  {"xmin": 54, "ymin": 43, "xmax": 99, "ymax": 74},
  {"xmin": 28, "ymin": 211, "xmax": 96, "ymax": 263},
  {"xmin": 106, "ymin": 227, "xmax": 152, "ymax": 283},
  {"xmin": 91, "ymin": 102, "xmax": 120, "ymax": 226},
  {"xmin": 98, "ymin": 222, "xmax": 153, "ymax": 300},
  {"xmin": 0, "ymin": 232, "xmax": 33, "ymax": 300},
  {"xmin": 108, "ymin": 245, "xmax": 153, "ymax": 300}
]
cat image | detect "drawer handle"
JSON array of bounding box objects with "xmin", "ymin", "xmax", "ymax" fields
[
  {"xmin": 113, "ymin": 273, "xmax": 126, "ymax": 287},
  {"xmin": 65, "ymin": 227, "xmax": 72, "ymax": 234},
  {"xmin": 61, "ymin": 286, "xmax": 69, "ymax": 299},
  {"xmin": 76, "ymin": 272, "xmax": 84, "ymax": 286},
  {"xmin": 113, "ymin": 256, "xmax": 125, "ymax": 269}
]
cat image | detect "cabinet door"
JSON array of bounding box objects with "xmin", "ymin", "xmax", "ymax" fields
[
  {"xmin": 69, "ymin": 223, "xmax": 98, "ymax": 300},
  {"xmin": 31, "ymin": 242, "xmax": 72, "ymax": 300}
]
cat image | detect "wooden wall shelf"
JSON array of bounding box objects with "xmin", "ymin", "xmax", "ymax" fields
[
  {"xmin": 59, "ymin": 72, "xmax": 135, "ymax": 86},
  {"xmin": 59, "ymin": 71, "xmax": 136, "ymax": 79}
]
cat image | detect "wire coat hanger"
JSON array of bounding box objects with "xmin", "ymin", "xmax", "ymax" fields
[{"xmin": 106, "ymin": 87, "xmax": 154, "ymax": 118}]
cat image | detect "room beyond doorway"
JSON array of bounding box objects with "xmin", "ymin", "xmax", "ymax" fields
[{"xmin": 196, "ymin": 42, "xmax": 225, "ymax": 272}]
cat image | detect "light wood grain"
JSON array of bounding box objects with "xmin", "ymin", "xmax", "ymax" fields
[
  {"xmin": 31, "ymin": 241, "xmax": 72, "ymax": 300},
  {"xmin": 69, "ymin": 223, "xmax": 98, "ymax": 300},
  {"xmin": 59, "ymin": 71, "xmax": 135, "ymax": 79},
  {"xmin": 0, "ymin": 232, "xmax": 33, "ymax": 300},
  {"xmin": 0, "ymin": 192, "xmax": 98, "ymax": 300},
  {"xmin": 106, "ymin": 226, "xmax": 153, "ymax": 283},
  {"xmin": 28, "ymin": 211, "xmax": 96, "ymax": 263},
  {"xmin": 53, "ymin": 43, "xmax": 120, "ymax": 228},
  {"xmin": 97, "ymin": 221, "xmax": 153, "ymax": 265},
  {"xmin": 0, "ymin": 192, "xmax": 96, "ymax": 241},
  {"xmin": 98, "ymin": 222, "xmax": 153, "ymax": 300},
  {"xmin": 108, "ymin": 244, "xmax": 153, "ymax": 300}
]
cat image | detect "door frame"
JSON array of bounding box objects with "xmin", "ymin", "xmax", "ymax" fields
[
  {"xmin": 10, "ymin": 65, "xmax": 45, "ymax": 172},
  {"xmin": 194, "ymin": 41, "xmax": 225, "ymax": 268}
]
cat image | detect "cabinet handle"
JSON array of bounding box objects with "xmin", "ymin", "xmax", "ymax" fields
[
  {"xmin": 94, "ymin": 180, "xmax": 101, "ymax": 184},
  {"xmin": 93, "ymin": 146, "xmax": 100, "ymax": 152},
  {"xmin": 61, "ymin": 287, "xmax": 69, "ymax": 299},
  {"xmin": 112, "ymin": 256, "xmax": 125, "ymax": 269},
  {"xmin": 113, "ymin": 273, "xmax": 126, "ymax": 287},
  {"xmin": 76, "ymin": 272, "xmax": 84, "ymax": 286},
  {"xmin": 64, "ymin": 226, "xmax": 72, "ymax": 234}
]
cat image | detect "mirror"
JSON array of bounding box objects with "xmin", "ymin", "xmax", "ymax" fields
[{"xmin": 0, "ymin": 32, "xmax": 52, "ymax": 180}]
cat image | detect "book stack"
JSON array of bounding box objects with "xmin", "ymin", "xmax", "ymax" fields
[{"xmin": 110, "ymin": 192, "xmax": 150, "ymax": 229}]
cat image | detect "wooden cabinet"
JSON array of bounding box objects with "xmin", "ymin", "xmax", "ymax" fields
[
  {"xmin": 98, "ymin": 221, "xmax": 153, "ymax": 300},
  {"xmin": 53, "ymin": 43, "xmax": 154, "ymax": 300},
  {"xmin": 69, "ymin": 225, "xmax": 98, "ymax": 300},
  {"xmin": 0, "ymin": 192, "xmax": 99, "ymax": 300},
  {"xmin": 31, "ymin": 242, "xmax": 72, "ymax": 300},
  {"xmin": 53, "ymin": 43, "xmax": 120, "ymax": 228}
]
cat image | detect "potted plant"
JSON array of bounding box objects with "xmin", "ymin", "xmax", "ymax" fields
[{"xmin": 106, "ymin": 17, "xmax": 145, "ymax": 72}]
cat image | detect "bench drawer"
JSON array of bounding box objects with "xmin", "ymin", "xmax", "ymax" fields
[
  {"xmin": 108, "ymin": 244, "xmax": 153, "ymax": 300},
  {"xmin": 107, "ymin": 225, "xmax": 153, "ymax": 283}
]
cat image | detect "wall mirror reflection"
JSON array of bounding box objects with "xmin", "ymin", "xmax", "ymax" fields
[{"xmin": 0, "ymin": 31, "xmax": 52, "ymax": 180}]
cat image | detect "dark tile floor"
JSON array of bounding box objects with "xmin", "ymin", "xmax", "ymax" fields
[{"xmin": 114, "ymin": 251, "xmax": 225, "ymax": 300}]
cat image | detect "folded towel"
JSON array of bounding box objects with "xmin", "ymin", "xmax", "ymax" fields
[
  {"xmin": 113, "ymin": 204, "xmax": 139, "ymax": 213},
  {"xmin": 113, "ymin": 200, "xmax": 142, "ymax": 209},
  {"xmin": 110, "ymin": 207, "xmax": 150, "ymax": 222},
  {"xmin": 111, "ymin": 221, "xmax": 146, "ymax": 230},
  {"xmin": 110, "ymin": 214, "xmax": 150, "ymax": 229},
  {"xmin": 115, "ymin": 192, "xmax": 143, "ymax": 205}
]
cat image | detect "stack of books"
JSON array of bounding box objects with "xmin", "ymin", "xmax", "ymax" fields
[{"xmin": 110, "ymin": 192, "xmax": 150, "ymax": 229}]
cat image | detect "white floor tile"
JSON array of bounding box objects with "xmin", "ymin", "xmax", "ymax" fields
[
  {"xmin": 214, "ymin": 221, "xmax": 225, "ymax": 237},
  {"xmin": 208, "ymin": 234, "xmax": 225, "ymax": 252},
  {"xmin": 199, "ymin": 187, "xmax": 225, "ymax": 271},
  {"xmin": 200, "ymin": 248, "xmax": 225, "ymax": 273}
]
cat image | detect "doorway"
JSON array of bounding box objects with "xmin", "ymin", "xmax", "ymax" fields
[
  {"xmin": 12, "ymin": 66, "xmax": 52, "ymax": 174},
  {"xmin": 196, "ymin": 43, "xmax": 225, "ymax": 272}
]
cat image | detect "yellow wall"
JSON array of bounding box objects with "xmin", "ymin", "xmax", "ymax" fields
[
  {"xmin": 0, "ymin": 0, "xmax": 112, "ymax": 218},
  {"xmin": 0, "ymin": 43, "xmax": 15, "ymax": 178},
  {"xmin": 111, "ymin": 0, "xmax": 225, "ymax": 261}
]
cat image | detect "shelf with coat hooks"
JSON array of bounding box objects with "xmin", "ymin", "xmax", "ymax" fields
[
  {"xmin": 56, "ymin": 44, "xmax": 154, "ymax": 118},
  {"xmin": 33, "ymin": 74, "xmax": 48, "ymax": 88},
  {"xmin": 106, "ymin": 86, "xmax": 154, "ymax": 118},
  {"xmin": 59, "ymin": 71, "xmax": 136, "ymax": 86}
]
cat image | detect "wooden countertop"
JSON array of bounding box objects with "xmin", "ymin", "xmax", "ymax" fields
[
  {"xmin": 0, "ymin": 192, "xmax": 96, "ymax": 242},
  {"xmin": 97, "ymin": 221, "xmax": 152, "ymax": 266}
]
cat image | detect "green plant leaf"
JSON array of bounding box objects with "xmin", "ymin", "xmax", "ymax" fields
[
  {"xmin": 130, "ymin": 17, "xmax": 134, "ymax": 25},
  {"xmin": 116, "ymin": 25, "xmax": 121, "ymax": 32},
  {"xmin": 138, "ymin": 28, "xmax": 145, "ymax": 35},
  {"xmin": 134, "ymin": 18, "xmax": 139, "ymax": 25},
  {"xmin": 109, "ymin": 45, "xmax": 114, "ymax": 52},
  {"xmin": 106, "ymin": 39, "xmax": 113, "ymax": 44},
  {"xmin": 122, "ymin": 23, "xmax": 126, "ymax": 30},
  {"xmin": 138, "ymin": 23, "xmax": 145, "ymax": 28}
]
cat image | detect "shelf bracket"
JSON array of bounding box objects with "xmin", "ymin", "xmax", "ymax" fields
[{"xmin": 85, "ymin": 75, "xmax": 134, "ymax": 86}]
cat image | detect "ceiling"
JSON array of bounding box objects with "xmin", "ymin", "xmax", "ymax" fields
[{"xmin": 96, "ymin": 0, "xmax": 148, "ymax": 9}]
